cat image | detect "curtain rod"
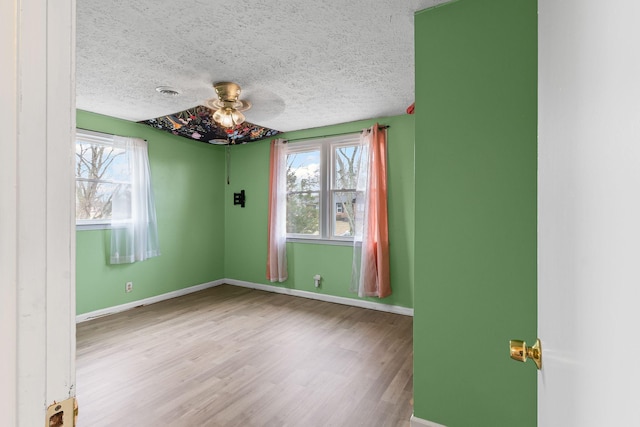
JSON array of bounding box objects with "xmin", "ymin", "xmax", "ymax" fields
[
  {"xmin": 76, "ymin": 127, "xmax": 147, "ymax": 142},
  {"xmin": 284, "ymin": 124, "xmax": 389, "ymax": 143}
]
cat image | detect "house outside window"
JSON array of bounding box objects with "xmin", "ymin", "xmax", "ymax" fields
[{"xmin": 285, "ymin": 134, "xmax": 362, "ymax": 242}]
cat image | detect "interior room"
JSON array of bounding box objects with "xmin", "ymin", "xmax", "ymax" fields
[
  {"xmin": 74, "ymin": 104, "xmax": 418, "ymax": 427},
  {"xmin": 73, "ymin": 0, "xmax": 448, "ymax": 424},
  {"xmin": 71, "ymin": 0, "xmax": 537, "ymax": 425},
  {"xmin": 2, "ymin": 0, "xmax": 537, "ymax": 427},
  {"xmin": 8, "ymin": 0, "xmax": 640, "ymax": 425}
]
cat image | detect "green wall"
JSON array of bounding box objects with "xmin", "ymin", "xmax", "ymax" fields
[
  {"xmin": 77, "ymin": 111, "xmax": 415, "ymax": 314},
  {"xmin": 224, "ymin": 114, "xmax": 415, "ymax": 308},
  {"xmin": 76, "ymin": 110, "xmax": 226, "ymax": 314},
  {"xmin": 413, "ymin": 1, "xmax": 537, "ymax": 426}
]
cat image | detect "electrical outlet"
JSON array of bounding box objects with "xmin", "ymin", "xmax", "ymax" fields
[{"xmin": 125, "ymin": 281, "xmax": 133, "ymax": 293}]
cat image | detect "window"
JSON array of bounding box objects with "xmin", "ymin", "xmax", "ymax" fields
[
  {"xmin": 285, "ymin": 134, "xmax": 362, "ymax": 241},
  {"xmin": 75, "ymin": 130, "xmax": 131, "ymax": 228},
  {"xmin": 76, "ymin": 130, "xmax": 160, "ymax": 262}
]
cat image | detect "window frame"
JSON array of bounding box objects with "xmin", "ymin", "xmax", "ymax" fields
[
  {"xmin": 75, "ymin": 129, "xmax": 131, "ymax": 230},
  {"xmin": 285, "ymin": 134, "xmax": 361, "ymax": 244}
]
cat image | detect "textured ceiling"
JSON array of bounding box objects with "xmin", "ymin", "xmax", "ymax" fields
[{"xmin": 76, "ymin": 0, "xmax": 451, "ymax": 132}]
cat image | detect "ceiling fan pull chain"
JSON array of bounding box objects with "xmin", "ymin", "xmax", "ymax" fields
[{"xmin": 226, "ymin": 145, "xmax": 231, "ymax": 185}]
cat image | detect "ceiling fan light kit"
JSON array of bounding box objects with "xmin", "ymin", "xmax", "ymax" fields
[
  {"xmin": 208, "ymin": 81, "xmax": 251, "ymax": 128},
  {"xmin": 212, "ymin": 107, "xmax": 245, "ymax": 129}
]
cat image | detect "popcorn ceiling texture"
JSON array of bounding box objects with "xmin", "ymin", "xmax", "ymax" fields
[{"xmin": 76, "ymin": 0, "xmax": 451, "ymax": 132}]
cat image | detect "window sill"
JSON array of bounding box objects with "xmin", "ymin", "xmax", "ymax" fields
[
  {"xmin": 76, "ymin": 223, "xmax": 111, "ymax": 231},
  {"xmin": 286, "ymin": 237, "xmax": 353, "ymax": 247}
]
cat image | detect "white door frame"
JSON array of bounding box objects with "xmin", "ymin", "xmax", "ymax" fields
[{"xmin": 0, "ymin": 0, "xmax": 76, "ymax": 425}]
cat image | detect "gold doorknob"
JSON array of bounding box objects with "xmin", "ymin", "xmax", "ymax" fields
[{"xmin": 509, "ymin": 338, "xmax": 542, "ymax": 369}]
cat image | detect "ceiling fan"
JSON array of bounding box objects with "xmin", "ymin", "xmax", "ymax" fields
[
  {"xmin": 139, "ymin": 80, "xmax": 280, "ymax": 146},
  {"xmin": 206, "ymin": 81, "xmax": 252, "ymax": 129}
]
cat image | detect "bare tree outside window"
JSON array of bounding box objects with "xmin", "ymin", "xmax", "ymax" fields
[
  {"xmin": 333, "ymin": 144, "xmax": 361, "ymax": 237},
  {"xmin": 286, "ymin": 150, "xmax": 321, "ymax": 235},
  {"xmin": 75, "ymin": 140, "xmax": 128, "ymax": 222}
]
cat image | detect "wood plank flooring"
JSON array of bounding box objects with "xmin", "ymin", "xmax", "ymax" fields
[{"xmin": 76, "ymin": 284, "xmax": 414, "ymax": 426}]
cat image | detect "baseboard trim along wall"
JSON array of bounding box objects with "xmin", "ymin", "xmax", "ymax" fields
[
  {"xmin": 225, "ymin": 279, "xmax": 414, "ymax": 316},
  {"xmin": 76, "ymin": 278, "xmax": 414, "ymax": 323},
  {"xmin": 410, "ymin": 414, "xmax": 447, "ymax": 427},
  {"xmin": 75, "ymin": 280, "xmax": 226, "ymax": 323}
]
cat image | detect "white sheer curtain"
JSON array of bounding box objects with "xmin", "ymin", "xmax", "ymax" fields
[
  {"xmin": 351, "ymin": 125, "xmax": 391, "ymax": 298},
  {"xmin": 266, "ymin": 138, "xmax": 288, "ymax": 282},
  {"xmin": 110, "ymin": 136, "xmax": 160, "ymax": 264}
]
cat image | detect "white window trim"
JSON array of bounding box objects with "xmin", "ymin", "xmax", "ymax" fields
[
  {"xmin": 285, "ymin": 134, "xmax": 360, "ymax": 244},
  {"xmin": 76, "ymin": 220, "xmax": 111, "ymax": 231}
]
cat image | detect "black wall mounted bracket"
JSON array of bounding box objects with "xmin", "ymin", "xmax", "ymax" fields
[{"xmin": 234, "ymin": 190, "xmax": 246, "ymax": 208}]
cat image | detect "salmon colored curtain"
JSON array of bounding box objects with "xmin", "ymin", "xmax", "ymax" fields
[
  {"xmin": 266, "ymin": 138, "xmax": 288, "ymax": 282},
  {"xmin": 351, "ymin": 124, "xmax": 391, "ymax": 298}
]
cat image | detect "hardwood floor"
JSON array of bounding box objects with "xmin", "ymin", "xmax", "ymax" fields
[{"xmin": 76, "ymin": 285, "xmax": 414, "ymax": 426}]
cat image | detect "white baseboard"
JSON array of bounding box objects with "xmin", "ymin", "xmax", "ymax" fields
[
  {"xmin": 75, "ymin": 279, "xmax": 226, "ymax": 323},
  {"xmin": 76, "ymin": 278, "xmax": 413, "ymax": 323},
  {"xmin": 224, "ymin": 278, "xmax": 414, "ymax": 316},
  {"xmin": 410, "ymin": 414, "xmax": 447, "ymax": 427}
]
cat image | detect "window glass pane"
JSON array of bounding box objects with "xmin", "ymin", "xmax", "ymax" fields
[
  {"xmin": 333, "ymin": 191, "xmax": 357, "ymax": 237},
  {"xmin": 75, "ymin": 136, "xmax": 132, "ymax": 224},
  {"xmin": 334, "ymin": 144, "xmax": 361, "ymax": 190},
  {"xmin": 287, "ymin": 192, "xmax": 320, "ymax": 235},
  {"xmin": 75, "ymin": 142, "xmax": 128, "ymax": 181},
  {"xmin": 287, "ymin": 150, "xmax": 320, "ymax": 192},
  {"xmin": 75, "ymin": 181, "xmax": 119, "ymax": 220}
]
